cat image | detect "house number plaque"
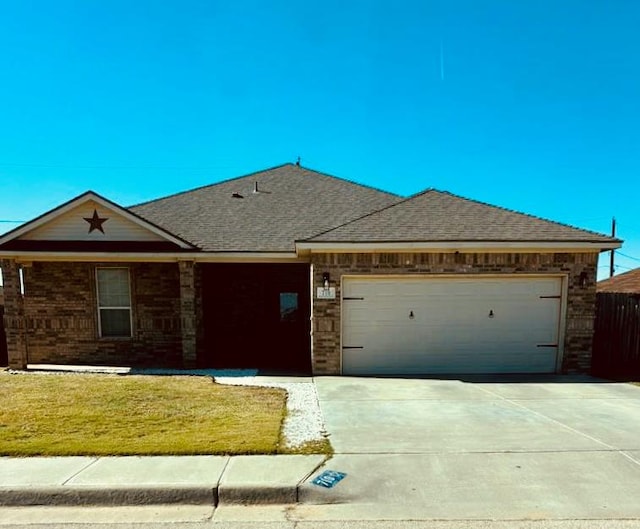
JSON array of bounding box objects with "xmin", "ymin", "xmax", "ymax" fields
[{"xmin": 316, "ymin": 287, "xmax": 336, "ymax": 300}]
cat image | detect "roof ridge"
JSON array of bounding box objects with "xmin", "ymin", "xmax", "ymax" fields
[
  {"xmin": 302, "ymin": 187, "xmax": 619, "ymax": 243},
  {"xmin": 433, "ymin": 189, "xmax": 618, "ymax": 240},
  {"xmin": 129, "ymin": 162, "xmax": 401, "ymax": 209},
  {"xmin": 294, "ymin": 164, "xmax": 403, "ymax": 199},
  {"xmin": 300, "ymin": 189, "xmax": 436, "ymax": 241},
  {"xmin": 128, "ymin": 162, "xmax": 294, "ymax": 208}
]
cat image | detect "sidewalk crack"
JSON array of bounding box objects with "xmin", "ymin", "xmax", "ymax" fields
[
  {"xmin": 217, "ymin": 456, "xmax": 232, "ymax": 484},
  {"xmin": 61, "ymin": 457, "xmax": 100, "ymax": 486},
  {"xmin": 284, "ymin": 504, "xmax": 298, "ymax": 526},
  {"xmin": 295, "ymin": 454, "xmax": 331, "ymax": 502},
  {"xmin": 213, "ymin": 456, "xmax": 232, "ymax": 507}
]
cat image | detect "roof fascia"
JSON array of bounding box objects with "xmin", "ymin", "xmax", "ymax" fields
[
  {"xmin": 0, "ymin": 251, "xmax": 304, "ymax": 264},
  {"xmin": 295, "ymin": 240, "xmax": 622, "ymax": 253}
]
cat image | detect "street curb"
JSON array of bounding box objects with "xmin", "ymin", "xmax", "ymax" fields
[
  {"xmin": 218, "ymin": 485, "xmax": 298, "ymax": 505},
  {"xmin": 0, "ymin": 455, "xmax": 329, "ymax": 507},
  {"xmin": 0, "ymin": 486, "xmax": 217, "ymax": 507},
  {"xmin": 0, "ymin": 483, "xmax": 318, "ymax": 507}
]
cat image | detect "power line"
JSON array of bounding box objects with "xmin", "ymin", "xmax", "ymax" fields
[
  {"xmin": 0, "ymin": 162, "xmax": 231, "ymax": 171},
  {"xmin": 0, "ymin": 220, "xmax": 26, "ymax": 223},
  {"xmin": 617, "ymin": 251, "xmax": 640, "ymax": 263}
]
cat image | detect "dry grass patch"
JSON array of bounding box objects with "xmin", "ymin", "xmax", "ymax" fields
[
  {"xmin": 0, "ymin": 372, "xmax": 286, "ymax": 456},
  {"xmin": 287, "ymin": 438, "xmax": 333, "ymax": 455}
]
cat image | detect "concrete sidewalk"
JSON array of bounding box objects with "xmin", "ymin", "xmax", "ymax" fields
[{"xmin": 0, "ymin": 454, "xmax": 327, "ymax": 507}]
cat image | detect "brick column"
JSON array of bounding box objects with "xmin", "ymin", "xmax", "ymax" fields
[
  {"xmin": 1, "ymin": 259, "xmax": 27, "ymax": 369},
  {"xmin": 179, "ymin": 260, "xmax": 197, "ymax": 368}
]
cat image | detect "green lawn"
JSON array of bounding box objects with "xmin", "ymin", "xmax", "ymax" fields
[{"xmin": 0, "ymin": 372, "xmax": 288, "ymax": 456}]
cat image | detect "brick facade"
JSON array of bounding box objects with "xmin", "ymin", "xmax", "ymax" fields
[
  {"xmin": 8, "ymin": 261, "xmax": 183, "ymax": 367},
  {"xmin": 1, "ymin": 259, "xmax": 27, "ymax": 369},
  {"xmin": 178, "ymin": 260, "xmax": 197, "ymax": 368},
  {"xmin": 310, "ymin": 252, "xmax": 599, "ymax": 375},
  {"xmin": 1, "ymin": 251, "xmax": 600, "ymax": 374}
]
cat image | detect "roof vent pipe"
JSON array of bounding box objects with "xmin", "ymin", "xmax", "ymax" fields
[{"xmin": 253, "ymin": 181, "xmax": 258, "ymax": 193}]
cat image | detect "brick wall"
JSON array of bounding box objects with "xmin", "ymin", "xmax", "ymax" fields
[
  {"xmin": 194, "ymin": 264, "xmax": 205, "ymax": 363},
  {"xmin": 20, "ymin": 261, "xmax": 182, "ymax": 367},
  {"xmin": 0, "ymin": 305, "xmax": 6, "ymax": 367},
  {"xmin": 178, "ymin": 260, "xmax": 196, "ymax": 368},
  {"xmin": 310, "ymin": 252, "xmax": 598, "ymax": 375},
  {"xmin": 1, "ymin": 259, "xmax": 25, "ymax": 368}
]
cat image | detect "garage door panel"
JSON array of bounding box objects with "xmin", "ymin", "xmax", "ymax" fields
[
  {"xmin": 343, "ymin": 348, "xmax": 557, "ymax": 375},
  {"xmin": 342, "ymin": 276, "xmax": 562, "ymax": 375},
  {"xmin": 345, "ymin": 321, "xmax": 553, "ymax": 346}
]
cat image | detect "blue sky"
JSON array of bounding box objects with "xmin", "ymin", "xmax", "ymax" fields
[{"xmin": 1, "ymin": 0, "xmax": 639, "ymax": 279}]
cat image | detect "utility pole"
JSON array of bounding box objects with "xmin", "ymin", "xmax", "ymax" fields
[{"xmin": 610, "ymin": 217, "xmax": 616, "ymax": 278}]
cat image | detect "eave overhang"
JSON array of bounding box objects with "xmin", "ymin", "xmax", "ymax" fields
[
  {"xmin": 294, "ymin": 240, "xmax": 622, "ymax": 254},
  {"xmin": 0, "ymin": 250, "xmax": 304, "ymax": 264}
]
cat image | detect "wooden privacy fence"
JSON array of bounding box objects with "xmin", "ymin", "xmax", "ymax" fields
[{"xmin": 592, "ymin": 292, "xmax": 640, "ymax": 378}]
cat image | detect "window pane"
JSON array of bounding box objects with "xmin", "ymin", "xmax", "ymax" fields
[
  {"xmin": 280, "ymin": 292, "xmax": 298, "ymax": 322},
  {"xmin": 100, "ymin": 309, "xmax": 131, "ymax": 337},
  {"xmin": 97, "ymin": 269, "xmax": 130, "ymax": 307}
]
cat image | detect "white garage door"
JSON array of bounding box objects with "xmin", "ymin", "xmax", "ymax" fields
[{"xmin": 342, "ymin": 276, "xmax": 563, "ymax": 375}]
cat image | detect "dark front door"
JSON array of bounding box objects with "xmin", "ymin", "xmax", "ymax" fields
[{"xmin": 200, "ymin": 263, "xmax": 311, "ymax": 372}]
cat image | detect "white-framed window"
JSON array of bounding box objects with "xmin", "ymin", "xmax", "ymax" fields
[{"xmin": 96, "ymin": 267, "xmax": 132, "ymax": 338}]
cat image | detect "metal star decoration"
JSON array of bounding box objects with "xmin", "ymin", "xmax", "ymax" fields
[{"xmin": 83, "ymin": 209, "xmax": 108, "ymax": 234}]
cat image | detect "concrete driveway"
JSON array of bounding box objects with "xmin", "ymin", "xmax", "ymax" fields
[{"xmin": 299, "ymin": 375, "xmax": 640, "ymax": 520}]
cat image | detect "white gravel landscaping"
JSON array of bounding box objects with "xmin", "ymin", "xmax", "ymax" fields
[{"xmin": 214, "ymin": 375, "xmax": 328, "ymax": 449}]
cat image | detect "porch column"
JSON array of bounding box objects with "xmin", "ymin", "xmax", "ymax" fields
[
  {"xmin": 0, "ymin": 259, "xmax": 27, "ymax": 369},
  {"xmin": 179, "ymin": 260, "xmax": 197, "ymax": 368}
]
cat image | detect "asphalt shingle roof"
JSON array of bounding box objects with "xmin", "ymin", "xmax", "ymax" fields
[
  {"xmin": 597, "ymin": 268, "xmax": 640, "ymax": 293},
  {"xmin": 303, "ymin": 189, "xmax": 616, "ymax": 244},
  {"xmin": 130, "ymin": 163, "xmax": 401, "ymax": 252}
]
